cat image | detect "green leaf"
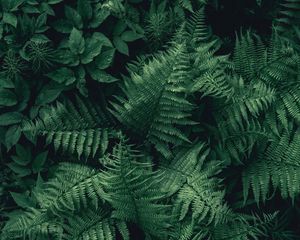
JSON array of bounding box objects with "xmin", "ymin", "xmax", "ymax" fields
[
  {"xmin": 81, "ymin": 33, "xmax": 104, "ymax": 64},
  {"xmin": 32, "ymin": 151, "xmax": 48, "ymax": 173},
  {"xmin": 48, "ymin": 0, "xmax": 63, "ymax": 4},
  {"xmin": 0, "ymin": 72, "xmax": 14, "ymax": 88},
  {"xmin": 65, "ymin": 5, "xmax": 83, "ymax": 29},
  {"xmin": 35, "ymin": 84, "xmax": 64, "ymax": 105},
  {"xmin": 52, "ymin": 19, "xmax": 73, "ymax": 33},
  {"xmin": 77, "ymin": 0, "xmax": 92, "ymax": 21},
  {"xmin": 121, "ymin": 31, "xmax": 143, "ymax": 42},
  {"xmin": 3, "ymin": 12, "xmax": 18, "ymax": 27},
  {"xmin": 87, "ymin": 66, "xmax": 118, "ymax": 83},
  {"xmin": 95, "ymin": 48, "xmax": 115, "ymax": 69},
  {"xmin": 5, "ymin": 125, "xmax": 22, "ymax": 150},
  {"xmin": 113, "ymin": 37, "xmax": 129, "ymax": 55},
  {"xmin": 46, "ymin": 67, "xmax": 76, "ymax": 85},
  {"xmin": 0, "ymin": 89, "xmax": 17, "ymax": 107},
  {"xmin": 69, "ymin": 28, "xmax": 85, "ymax": 54},
  {"xmin": 7, "ymin": 162, "xmax": 31, "ymax": 176},
  {"xmin": 0, "ymin": 112, "xmax": 24, "ymax": 126},
  {"xmin": 89, "ymin": 7, "xmax": 110, "ymax": 28},
  {"xmin": 113, "ymin": 20, "xmax": 127, "ymax": 36},
  {"xmin": 10, "ymin": 192, "xmax": 35, "ymax": 208}
]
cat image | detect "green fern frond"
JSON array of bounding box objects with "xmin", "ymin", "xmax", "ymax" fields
[
  {"xmin": 1, "ymin": 208, "xmax": 63, "ymax": 240},
  {"xmin": 216, "ymin": 118, "xmax": 270, "ymax": 164},
  {"xmin": 159, "ymin": 143, "xmax": 229, "ymax": 226},
  {"xmin": 110, "ymin": 44, "xmax": 195, "ymax": 158},
  {"xmin": 24, "ymin": 97, "xmax": 114, "ymax": 159},
  {"xmin": 210, "ymin": 213, "xmax": 277, "ymax": 240},
  {"xmin": 64, "ymin": 208, "xmax": 129, "ymax": 240},
  {"xmin": 243, "ymin": 128, "xmax": 300, "ymax": 203},
  {"xmin": 35, "ymin": 162, "xmax": 105, "ymax": 216},
  {"xmin": 99, "ymin": 140, "xmax": 171, "ymax": 238},
  {"xmin": 274, "ymin": 0, "xmax": 300, "ymax": 33}
]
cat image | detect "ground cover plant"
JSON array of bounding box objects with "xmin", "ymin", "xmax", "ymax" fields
[{"xmin": 1, "ymin": 0, "xmax": 300, "ymax": 239}]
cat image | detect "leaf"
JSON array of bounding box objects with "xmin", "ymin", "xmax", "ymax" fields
[
  {"xmin": 121, "ymin": 31, "xmax": 143, "ymax": 42},
  {"xmin": 5, "ymin": 125, "xmax": 22, "ymax": 150},
  {"xmin": 77, "ymin": 0, "xmax": 92, "ymax": 21},
  {"xmin": 52, "ymin": 19, "xmax": 73, "ymax": 33},
  {"xmin": 89, "ymin": 7, "xmax": 110, "ymax": 28},
  {"xmin": 69, "ymin": 28, "xmax": 85, "ymax": 54},
  {"xmin": 0, "ymin": 89, "xmax": 17, "ymax": 107},
  {"xmin": 32, "ymin": 151, "xmax": 48, "ymax": 173},
  {"xmin": 35, "ymin": 13, "xmax": 47, "ymax": 32},
  {"xmin": 46, "ymin": 67, "xmax": 76, "ymax": 85},
  {"xmin": 10, "ymin": 192, "xmax": 35, "ymax": 208},
  {"xmin": 95, "ymin": 48, "xmax": 115, "ymax": 69},
  {"xmin": 3, "ymin": 12, "xmax": 18, "ymax": 27},
  {"xmin": 0, "ymin": 112, "xmax": 24, "ymax": 126},
  {"xmin": 0, "ymin": 72, "xmax": 14, "ymax": 88},
  {"xmin": 35, "ymin": 84, "xmax": 64, "ymax": 106},
  {"xmin": 81, "ymin": 34, "xmax": 103, "ymax": 64},
  {"xmin": 113, "ymin": 37, "xmax": 129, "ymax": 55},
  {"xmin": 65, "ymin": 5, "xmax": 83, "ymax": 29},
  {"xmin": 87, "ymin": 66, "xmax": 118, "ymax": 83},
  {"xmin": 7, "ymin": 162, "xmax": 31, "ymax": 176}
]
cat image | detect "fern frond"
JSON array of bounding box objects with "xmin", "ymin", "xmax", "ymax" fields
[
  {"xmin": 275, "ymin": 0, "xmax": 300, "ymax": 33},
  {"xmin": 159, "ymin": 143, "xmax": 229, "ymax": 226},
  {"xmin": 24, "ymin": 97, "xmax": 114, "ymax": 159},
  {"xmin": 243, "ymin": 128, "xmax": 300, "ymax": 203},
  {"xmin": 99, "ymin": 140, "xmax": 171, "ymax": 238},
  {"xmin": 210, "ymin": 213, "xmax": 277, "ymax": 240},
  {"xmin": 1, "ymin": 208, "xmax": 63, "ymax": 240},
  {"xmin": 111, "ymin": 44, "xmax": 195, "ymax": 158},
  {"xmin": 35, "ymin": 162, "xmax": 105, "ymax": 216},
  {"xmin": 64, "ymin": 208, "xmax": 129, "ymax": 240},
  {"xmin": 216, "ymin": 118, "xmax": 270, "ymax": 164}
]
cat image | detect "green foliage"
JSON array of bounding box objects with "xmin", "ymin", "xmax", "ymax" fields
[{"xmin": 1, "ymin": 1, "xmax": 300, "ymax": 239}]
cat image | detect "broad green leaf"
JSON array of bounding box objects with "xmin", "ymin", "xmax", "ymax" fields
[
  {"xmin": 52, "ymin": 19, "xmax": 73, "ymax": 33},
  {"xmin": 0, "ymin": 72, "xmax": 14, "ymax": 88},
  {"xmin": 0, "ymin": 89, "xmax": 17, "ymax": 107},
  {"xmin": 95, "ymin": 48, "xmax": 115, "ymax": 69},
  {"xmin": 10, "ymin": 192, "xmax": 35, "ymax": 208},
  {"xmin": 35, "ymin": 13, "xmax": 47, "ymax": 31},
  {"xmin": 89, "ymin": 7, "xmax": 110, "ymax": 28},
  {"xmin": 77, "ymin": 0, "xmax": 92, "ymax": 21},
  {"xmin": 113, "ymin": 20, "xmax": 127, "ymax": 36},
  {"xmin": 32, "ymin": 151, "xmax": 48, "ymax": 173},
  {"xmin": 87, "ymin": 66, "xmax": 118, "ymax": 83},
  {"xmin": 65, "ymin": 5, "xmax": 83, "ymax": 29},
  {"xmin": 93, "ymin": 32, "xmax": 113, "ymax": 47},
  {"xmin": 48, "ymin": 0, "xmax": 63, "ymax": 4},
  {"xmin": 3, "ymin": 12, "xmax": 18, "ymax": 27},
  {"xmin": 0, "ymin": 112, "xmax": 24, "ymax": 126},
  {"xmin": 113, "ymin": 37, "xmax": 129, "ymax": 55},
  {"xmin": 81, "ymin": 34, "xmax": 104, "ymax": 64},
  {"xmin": 5, "ymin": 125, "xmax": 22, "ymax": 150},
  {"xmin": 46, "ymin": 67, "xmax": 76, "ymax": 85},
  {"xmin": 7, "ymin": 162, "xmax": 31, "ymax": 176},
  {"xmin": 69, "ymin": 28, "xmax": 85, "ymax": 54},
  {"xmin": 35, "ymin": 84, "xmax": 64, "ymax": 105},
  {"xmin": 121, "ymin": 31, "xmax": 143, "ymax": 42}
]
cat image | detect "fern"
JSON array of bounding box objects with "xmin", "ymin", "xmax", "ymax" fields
[
  {"xmin": 23, "ymin": 97, "xmax": 115, "ymax": 159},
  {"xmin": 35, "ymin": 162, "xmax": 105, "ymax": 216},
  {"xmin": 1, "ymin": 208, "xmax": 63, "ymax": 240},
  {"xmin": 111, "ymin": 44, "xmax": 195, "ymax": 158},
  {"xmin": 99, "ymin": 139, "xmax": 172, "ymax": 238},
  {"xmin": 64, "ymin": 208, "xmax": 129, "ymax": 240},
  {"xmin": 160, "ymin": 143, "xmax": 230, "ymax": 226},
  {"xmin": 243, "ymin": 128, "xmax": 300, "ymax": 203}
]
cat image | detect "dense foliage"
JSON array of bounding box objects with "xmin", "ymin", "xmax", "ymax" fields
[{"xmin": 1, "ymin": 0, "xmax": 300, "ymax": 239}]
